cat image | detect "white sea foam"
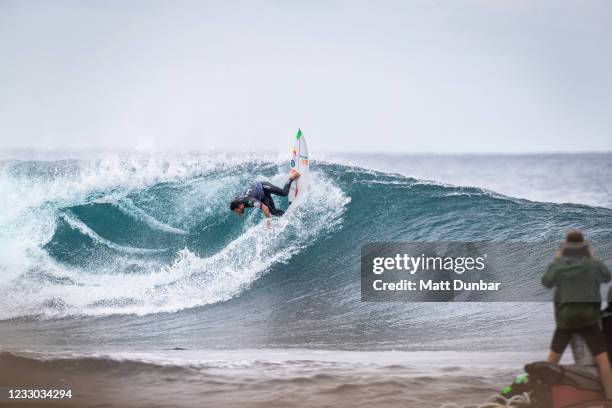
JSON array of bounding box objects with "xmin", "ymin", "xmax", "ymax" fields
[
  {"xmin": 60, "ymin": 211, "xmax": 169, "ymax": 254},
  {"xmin": 0, "ymin": 152, "xmax": 349, "ymax": 319},
  {"xmin": 114, "ymin": 198, "xmax": 188, "ymax": 235}
]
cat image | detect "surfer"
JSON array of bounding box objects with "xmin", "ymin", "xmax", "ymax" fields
[{"xmin": 230, "ymin": 172, "xmax": 301, "ymax": 222}]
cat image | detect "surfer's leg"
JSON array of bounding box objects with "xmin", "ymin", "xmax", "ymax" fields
[
  {"xmin": 270, "ymin": 208, "xmax": 284, "ymax": 216},
  {"xmin": 261, "ymin": 193, "xmax": 284, "ymax": 216},
  {"xmin": 261, "ymin": 181, "xmax": 292, "ymax": 197}
]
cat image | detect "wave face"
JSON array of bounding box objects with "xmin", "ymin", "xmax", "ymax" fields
[{"xmin": 1, "ymin": 153, "xmax": 612, "ymax": 350}]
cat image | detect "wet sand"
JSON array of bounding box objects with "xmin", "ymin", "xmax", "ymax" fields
[{"xmin": 0, "ymin": 349, "xmax": 545, "ymax": 408}]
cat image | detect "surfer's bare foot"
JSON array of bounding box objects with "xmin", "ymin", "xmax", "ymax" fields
[{"xmin": 289, "ymin": 171, "xmax": 301, "ymax": 181}]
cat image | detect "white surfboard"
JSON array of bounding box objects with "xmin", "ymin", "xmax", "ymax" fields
[{"xmin": 288, "ymin": 128, "xmax": 309, "ymax": 204}]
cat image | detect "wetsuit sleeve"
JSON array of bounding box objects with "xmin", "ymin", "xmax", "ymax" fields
[{"xmin": 542, "ymin": 261, "xmax": 558, "ymax": 288}]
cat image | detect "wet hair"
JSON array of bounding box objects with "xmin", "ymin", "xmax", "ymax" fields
[
  {"xmin": 230, "ymin": 199, "xmax": 242, "ymax": 211},
  {"xmin": 566, "ymin": 229, "xmax": 584, "ymax": 243}
]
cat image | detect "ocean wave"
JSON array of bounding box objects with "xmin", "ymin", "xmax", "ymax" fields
[
  {"xmin": 0, "ymin": 154, "xmax": 349, "ymax": 319},
  {"xmin": 0, "ymin": 153, "xmax": 611, "ymax": 322}
]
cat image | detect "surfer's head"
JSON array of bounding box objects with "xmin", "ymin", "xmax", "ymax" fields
[{"xmin": 230, "ymin": 199, "xmax": 245, "ymax": 215}]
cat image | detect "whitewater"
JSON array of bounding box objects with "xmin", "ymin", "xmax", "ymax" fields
[{"xmin": 0, "ymin": 152, "xmax": 348, "ymax": 318}]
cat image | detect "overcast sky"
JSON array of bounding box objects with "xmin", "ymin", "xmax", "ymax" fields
[{"xmin": 0, "ymin": 0, "xmax": 611, "ymax": 153}]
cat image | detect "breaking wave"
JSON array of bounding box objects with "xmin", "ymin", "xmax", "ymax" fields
[{"xmin": 0, "ymin": 152, "xmax": 611, "ymax": 323}]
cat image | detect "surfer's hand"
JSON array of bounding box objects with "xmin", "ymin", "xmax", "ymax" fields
[
  {"xmin": 265, "ymin": 219, "xmax": 272, "ymax": 229},
  {"xmin": 262, "ymin": 204, "xmax": 271, "ymax": 218}
]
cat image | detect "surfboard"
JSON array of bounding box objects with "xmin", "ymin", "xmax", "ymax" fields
[{"xmin": 288, "ymin": 128, "xmax": 309, "ymax": 204}]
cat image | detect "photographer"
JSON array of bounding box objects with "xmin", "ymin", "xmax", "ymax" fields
[{"xmin": 542, "ymin": 229, "xmax": 612, "ymax": 399}]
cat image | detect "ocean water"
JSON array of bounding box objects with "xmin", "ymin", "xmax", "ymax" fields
[{"xmin": 0, "ymin": 151, "xmax": 610, "ymax": 407}]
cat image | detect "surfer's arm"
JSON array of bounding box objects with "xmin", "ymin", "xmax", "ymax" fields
[
  {"xmin": 261, "ymin": 204, "xmax": 272, "ymax": 228},
  {"xmin": 252, "ymin": 200, "xmax": 269, "ymax": 217},
  {"xmin": 261, "ymin": 204, "xmax": 271, "ymax": 218}
]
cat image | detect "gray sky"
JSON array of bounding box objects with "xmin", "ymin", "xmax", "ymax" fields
[{"xmin": 1, "ymin": 0, "xmax": 611, "ymax": 153}]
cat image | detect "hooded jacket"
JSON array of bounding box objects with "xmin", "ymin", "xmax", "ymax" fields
[{"xmin": 542, "ymin": 255, "xmax": 610, "ymax": 329}]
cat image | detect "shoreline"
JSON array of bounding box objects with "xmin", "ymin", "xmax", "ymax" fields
[{"xmin": 0, "ymin": 348, "xmax": 548, "ymax": 408}]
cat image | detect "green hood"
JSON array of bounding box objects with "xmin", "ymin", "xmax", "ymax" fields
[{"xmin": 554, "ymin": 257, "xmax": 593, "ymax": 279}]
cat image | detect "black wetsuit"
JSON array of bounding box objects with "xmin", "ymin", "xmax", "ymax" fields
[{"xmin": 236, "ymin": 179, "xmax": 293, "ymax": 216}]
